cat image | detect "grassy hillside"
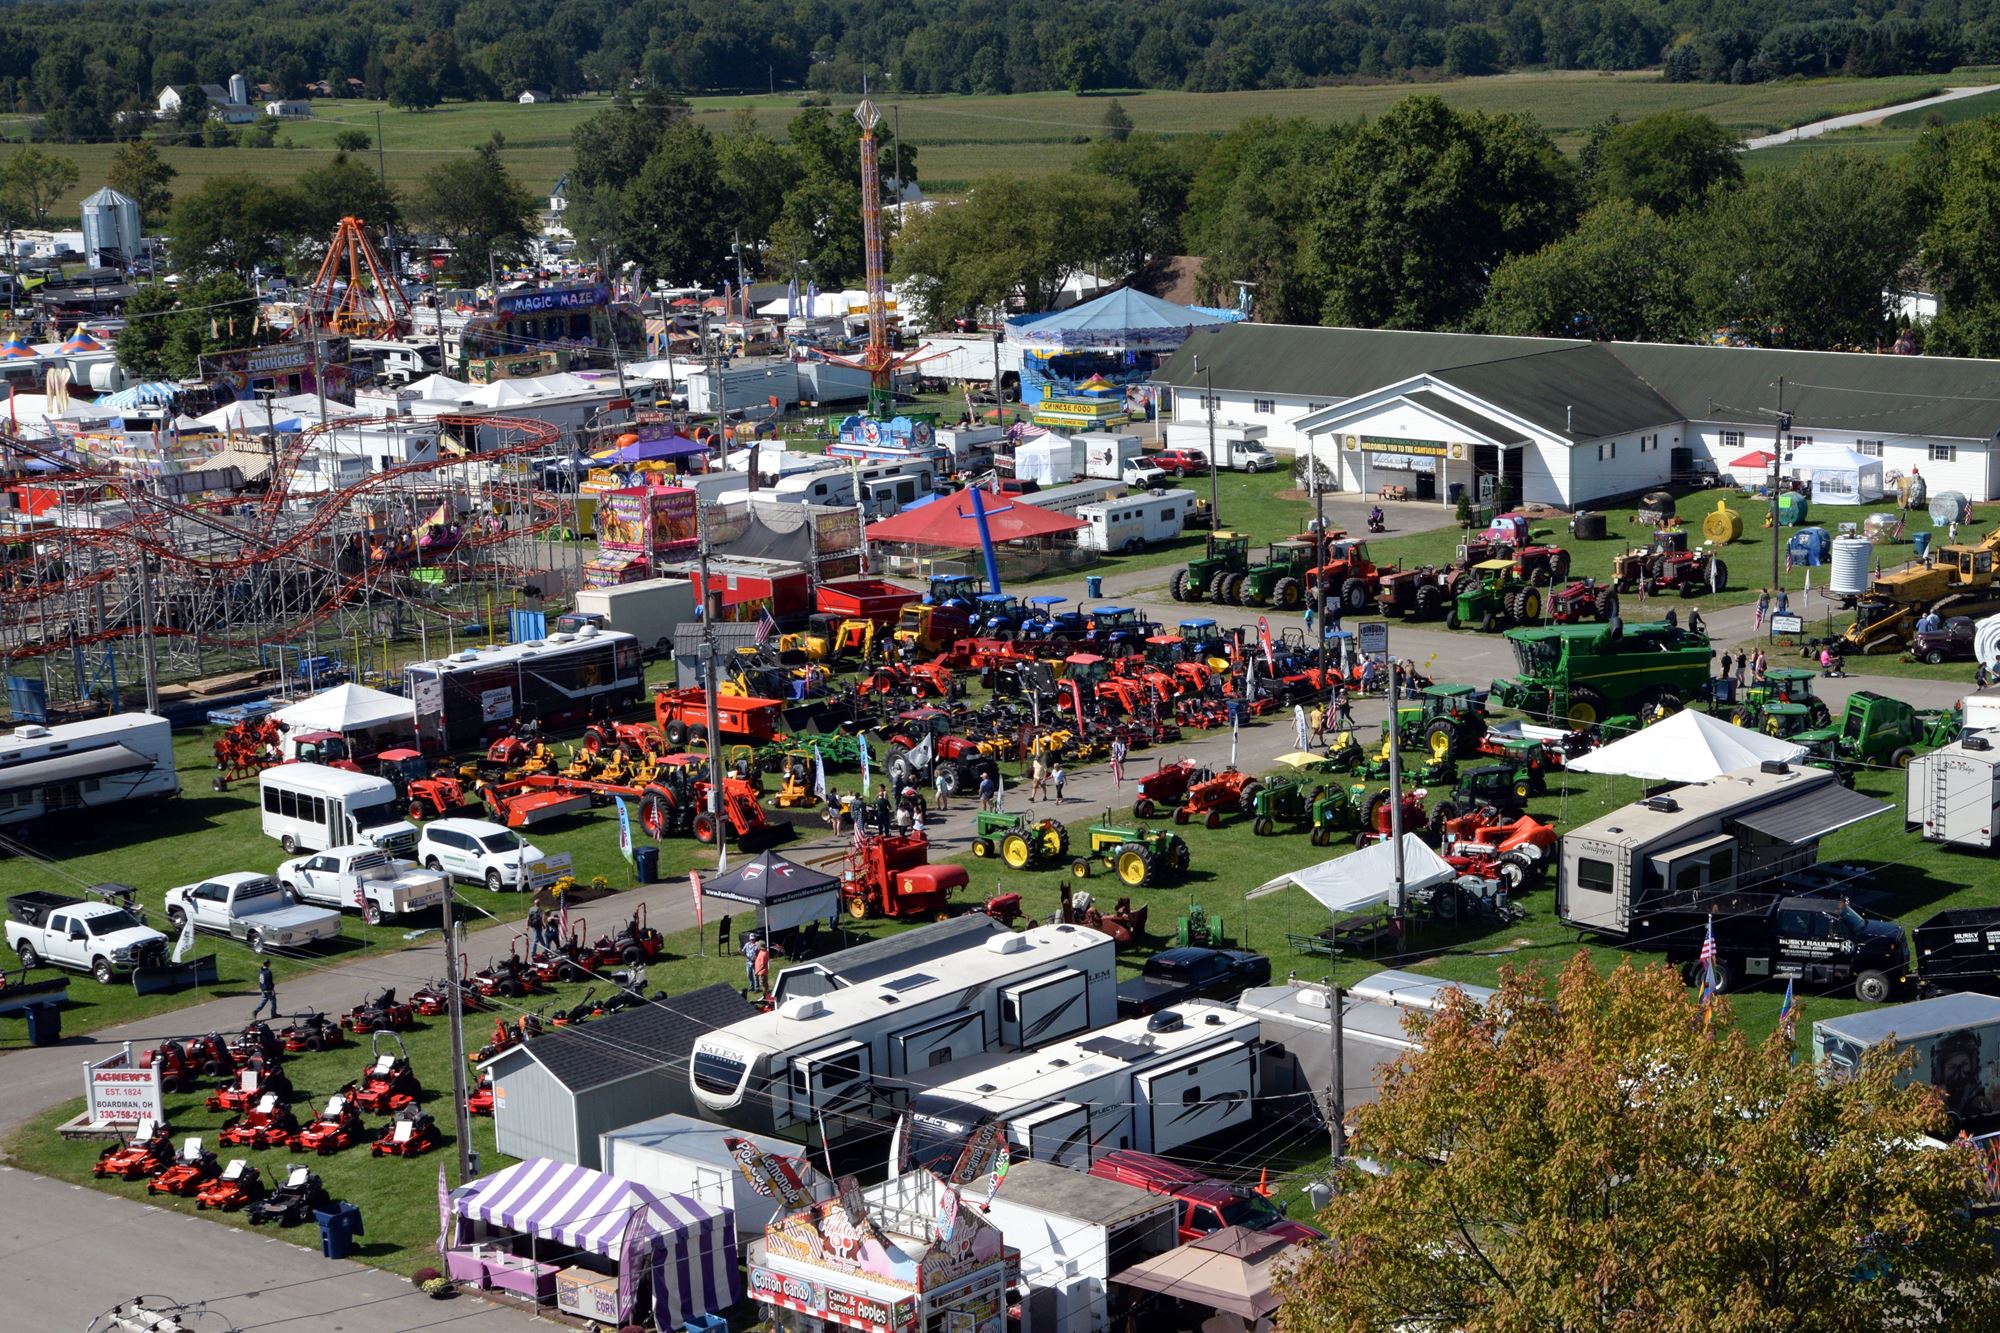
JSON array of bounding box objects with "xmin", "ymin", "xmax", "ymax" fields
[{"xmin": 8, "ymin": 69, "xmax": 2000, "ymax": 210}]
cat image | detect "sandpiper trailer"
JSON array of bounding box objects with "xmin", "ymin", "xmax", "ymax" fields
[
  {"xmin": 0, "ymin": 713, "xmax": 178, "ymax": 827},
  {"xmin": 1908, "ymin": 732, "xmax": 2000, "ymax": 851},
  {"xmin": 689, "ymin": 923, "xmax": 1116, "ymax": 1140},
  {"xmin": 1075, "ymin": 490, "xmax": 1195, "ymax": 553},
  {"xmin": 900, "ymin": 1000, "xmax": 1260, "ymax": 1172}
]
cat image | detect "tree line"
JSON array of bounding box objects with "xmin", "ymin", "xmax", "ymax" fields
[{"xmin": 3, "ymin": 0, "xmax": 2000, "ymax": 141}]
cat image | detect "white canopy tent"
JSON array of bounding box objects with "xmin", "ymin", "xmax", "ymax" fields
[
  {"xmin": 1564, "ymin": 709, "xmax": 1805, "ymax": 785},
  {"xmin": 1786, "ymin": 443, "xmax": 1884, "ymax": 506},
  {"xmin": 1281, "ymin": 835, "xmax": 1456, "ymax": 915},
  {"xmin": 272, "ymin": 682, "xmax": 414, "ymax": 743}
]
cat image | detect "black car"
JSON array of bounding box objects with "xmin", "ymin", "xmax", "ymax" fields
[
  {"xmin": 1913, "ymin": 615, "xmax": 1976, "ymax": 664},
  {"xmin": 1115, "ymin": 946, "xmax": 1271, "ymax": 1019}
]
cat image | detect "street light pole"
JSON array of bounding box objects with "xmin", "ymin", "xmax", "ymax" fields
[
  {"xmin": 1203, "ymin": 360, "xmax": 1220, "ymax": 530},
  {"xmin": 1771, "ymin": 377, "xmax": 1789, "ymax": 599}
]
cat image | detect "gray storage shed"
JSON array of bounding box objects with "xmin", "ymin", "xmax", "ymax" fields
[{"xmin": 484, "ymin": 984, "xmax": 756, "ymax": 1169}]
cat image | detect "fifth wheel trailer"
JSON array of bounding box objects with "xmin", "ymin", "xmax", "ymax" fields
[
  {"xmin": 900, "ymin": 1000, "xmax": 1260, "ymax": 1172},
  {"xmin": 1908, "ymin": 732, "xmax": 2000, "ymax": 850},
  {"xmin": 689, "ymin": 923, "xmax": 1115, "ymax": 1140},
  {"xmin": 0, "ymin": 713, "xmax": 178, "ymax": 827}
]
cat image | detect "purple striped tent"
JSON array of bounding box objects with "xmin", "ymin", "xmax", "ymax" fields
[{"xmin": 452, "ymin": 1156, "xmax": 743, "ymax": 1326}]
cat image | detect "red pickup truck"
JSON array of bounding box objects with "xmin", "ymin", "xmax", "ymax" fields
[{"xmin": 1089, "ymin": 1149, "xmax": 1324, "ymax": 1243}]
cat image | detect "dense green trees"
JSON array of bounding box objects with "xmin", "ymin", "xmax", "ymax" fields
[
  {"xmin": 113, "ymin": 275, "xmax": 273, "ymax": 378},
  {"xmin": 409, "ymin": 141, "xmax": 538, "ymax": 282}
]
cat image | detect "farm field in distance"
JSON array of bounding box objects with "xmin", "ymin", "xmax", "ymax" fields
[{"xmin": 8, "ymin": 68, "xmax": 2000, "ymax": 207}]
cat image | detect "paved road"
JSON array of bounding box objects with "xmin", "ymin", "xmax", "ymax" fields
[
  {"xmin": 0, "ymin": 1166, "xmax": 543, "ymax": 1331},
  {"xmin": 1743, "ymin": 85, "xmax": 2000, "ymax": 149}
]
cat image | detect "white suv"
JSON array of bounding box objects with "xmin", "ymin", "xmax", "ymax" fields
[
  {"xmin": 415, "ymin": 818, "xmax": 570, "ymax": 892},
  {"xmin": 1123, "ymin": 460, "xmax": 1170, "ymax": 490}
]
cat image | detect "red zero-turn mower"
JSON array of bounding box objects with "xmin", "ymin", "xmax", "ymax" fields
[
  {"xmin": 341, "ymin": 987, "xmax": 415, "ymax": 1033},
  {"xmin": 371, "ymin": 1103, "xmax": 443, "ymax": 1157},
  {"xmin": 467, "ymin": 1070, "xmax": 496, "ymax": 1116},
  {"xmin": 411, "ymin": 978, "xmax": 481, "ymax": 1016},
  {"xmin": 354, "ymin": 1033, "xmax": 423, "ymax": 1115},
  {"xmin": 145, "ymin": 1040, "xmax": 197, "ymax": 1094},
  {"xmin": 94, "ymin": 1119, "xmax": 174, "ymax": 1180},
  {"xmin": 247, "ymin": 1165, "xmax": 331, "ymax": 1227},
  {"xmin": 231, "ymin": 1022, "xmax": 284, "ymax": 1066},
  {"xmin": 147, "ymin": 1138, "xmax": 221, "ymax": 1196},
  {"xmin": 281, "ymin": 1011, "xmax": 344, "ymax": 1053},
  {"xmin": 207, "ymin": 1057, "xmax": 293, "ymax": 1114},
  {"xmin": 291, "ymin": 1090, "xmax": 364, "ymax": 1155},
  {"xmin": 220, "ymin": 1094, "xmax": 302, "ymax": 1150},
  {"xmin": 195, "ymin": 1160, "xmax": 266, "ymax": 1211},
  {"xmin": 187, "ymin": 1031, "xmax": 240, "ymax": 1081}
]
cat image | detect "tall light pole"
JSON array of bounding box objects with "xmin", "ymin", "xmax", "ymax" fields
[{"xmin": 1191, "ymin": 355, "xmax": 1220, "ymax": 530}]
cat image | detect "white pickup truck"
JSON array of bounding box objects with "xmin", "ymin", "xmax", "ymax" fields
[
  {"xmin": 276, "ymin": 847, "xmax": 450, "ymax": 924},
  {"xmin": 6, "ymin": 892, "xmax": 170, "ymax": 984},
  {"xmin": 163, "ymin": 872, "xmax": 342, "ymax": 954}
]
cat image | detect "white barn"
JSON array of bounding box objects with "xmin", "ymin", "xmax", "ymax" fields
[{"xmin": 1152, "ymin": 326, "xmax": 2000, "ymax": 507}]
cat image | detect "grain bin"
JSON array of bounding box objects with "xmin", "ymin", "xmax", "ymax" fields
[
  {"xmin": 1700, "ymin": 499, "xmax": 1743, "ymax": 545},
  {"xmin": 1829, "ymin": 535, "xmax": 1873, "ymax": 596}
]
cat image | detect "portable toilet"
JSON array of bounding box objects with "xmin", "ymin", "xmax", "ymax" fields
[{"xmin": 1786, "ymin": 526, "xmax": 1828, "ymax": 567}]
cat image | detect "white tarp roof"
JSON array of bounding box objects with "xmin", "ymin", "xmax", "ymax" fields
[
  {"xmin": 404, "ymin": 374, "xmax": 476, "ymax": 401},
  {"xmin": 272, "ymin": 682, "xmax": 413, "ymax": 734},
  {"xmin": 1564, "ymin": 709, "xmax": 1806, "ymax": 784},
  {"xmin": 1287, "ymin": 834, "xmax": 1455, "ymax": 915}
]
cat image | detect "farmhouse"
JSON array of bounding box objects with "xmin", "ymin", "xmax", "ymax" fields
[{"xmin": 1153, "ymin": 325, "xmax": 2000, "ymax": 506}]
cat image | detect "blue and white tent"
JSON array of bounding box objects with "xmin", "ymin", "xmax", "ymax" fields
[{"xmin": 97, "ymin": 382, "xmax": 180, "ymax": 409}]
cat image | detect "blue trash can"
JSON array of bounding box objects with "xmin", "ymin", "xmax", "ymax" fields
[
  {"xmin": 1913, "ymin": 531, "xmax": 1933, "ymax": 559},
  {"xmin": 314, "ymin": 1202, "xmax": 364, "ymax": 1260},
  {"xmin": 686, "ymin": 1315, "xmax": 730, "ymax": 1333},
  {"xmin": 633, "ymin": 844, "xmax": 659, "ymax": 884},
  {"xmin": 1085, "ymin": 575, "xmax": 1103, "ymax": 597},
  {"xmin": 23, "ymin": 1002, "xmax": 59, "ymax": 1046}
]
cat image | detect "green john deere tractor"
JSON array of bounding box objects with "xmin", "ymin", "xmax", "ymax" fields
[
  {"xmin": 1069, "ymin": 818, "xmax": 1192, "ymax": 887},
  {"xmin": 1247, "ymin": 774, "xmax": 1314, "ymax": 835},
  {"xmin": 1444, "ymin": 560, "xmax": 1544, "ymax": 632},
  {"xmin": 1170, "ymin": 531, "xmax": 1251, "ymax": 604},
  {"xmin": 969, "ymin": 810, "xmax": 1072, "ymax": 869},
  {"xmin": 1392, "ymin": 684, "xmax": 1492, "ymax": 761}
]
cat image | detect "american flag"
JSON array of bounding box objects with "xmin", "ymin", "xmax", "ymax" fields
[
  {"xmin": 1698, "ymin": 915, "xmax": 1718, "ymax": 1030},
  {"xmin": 755, "ymin": 607, "xmax": 776, "ymax": 645}
]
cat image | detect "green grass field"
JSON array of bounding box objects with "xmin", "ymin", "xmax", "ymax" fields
[{"xmin": 8, "ymin": 68, "xmax": 2000, "ymax": 212}]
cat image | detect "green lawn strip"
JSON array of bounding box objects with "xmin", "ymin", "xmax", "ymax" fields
[{"xmin": 1014, "ymin": 470, "xmax": 1314, "ymax": 590}]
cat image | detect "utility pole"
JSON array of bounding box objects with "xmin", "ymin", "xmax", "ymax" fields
[
  {"xmin": 443, "ymin": 901, "xmax": 475, "ymax": 1182},
  {"xmin": 1387, "ymin": 661, "xmax": 1406, "ymax": 923},
  {"xmin": 1194, "ymin": 355, "xmax": 1221, "ymax": 529},
  {"xmin": 1771, "ymin": 377, "xmax": 1789, "ymax": 598},
  {"xmin": 373, "ymin": 110, "xmax": 387, "ymax": 185},
  {"xmin": 989, "ymin": 317, "xmax": 1002, "ymax": 421},
  {"xmin": 1328, "ymin": 979, "xmax": 1346, "ymax": 1162},
  {"xmin": 697, "ymin": 508, "xmax": 728, "ymax": 873},
  {"xmin": 1312, "ymin": 442, "xmax": 1327, "ymax": 674}
]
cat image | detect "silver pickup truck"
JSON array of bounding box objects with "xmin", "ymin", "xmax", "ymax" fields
[
  {"xmin": 163, "ymin": 872, "xmax": 342, "ymax": 954},
  {"xmin": 277, "ymin": 846, "xmax": 449, "ymax": 924}
]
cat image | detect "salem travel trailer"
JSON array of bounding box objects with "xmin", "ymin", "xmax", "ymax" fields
[
  {"xmin": 0, "ymin": 713, "xmax": 178, "ymax": 828},
  {"xmin": 901, "ymin": 1000, "xmax": 1259, "ymax": 1172},
  {"xmin": 689, "ymin": 923, "xmax": 1115, "ymax": 1138}
]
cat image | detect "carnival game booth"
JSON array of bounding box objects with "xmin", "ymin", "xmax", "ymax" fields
[
  {"xmin": 1785, "ymin": 443, "xmax": 1886, "ymax": 507},
  {"xmin": 447, "ymin": 1156, "xmax": 742, "ymax": 1325},
  {"xmin": 750, "ymin": 1170, "xmax": 1009, "ymax": 1333}
]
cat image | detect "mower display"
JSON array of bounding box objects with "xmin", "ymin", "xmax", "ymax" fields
[
  {"xmin": 467, "ymin": 1070, "xmax": 496, "ymax": 1117},
  {"xmin": 370, "ymin": 1103, "xmax": 444, "ymax": 1157},
  {"xmin": 247, "ymin": 1165, "xmax": 332, "ymax": 1227},
  {"xmin": 93, "ymin": 1119, "xmax": 174, "ymax": 1180},
  {"xmin": 968, "ymin": 811, "xmax": 1071, "ymax": 869},
  {"xmin": 341, "ymin": 987, "xmax": 415, "ymax": 1034},
  {"xmin": 291, "ymin": 1091, "xmax": 365, "ymax": 1155},
  {"xmin": 280, "ymin": 1011, "xmax": 345, "ymax": 1053},
  {"xmin": 206, "ymin": 1057, "xmax": 292, "ymax": 1114},
  {"xmin": 195, "ymin": 1160, "xmax": 266, "ymax": 1211},
  {"xmin": 147, "ymin": 1138, "xmax": 221, "ymax": 1196}
]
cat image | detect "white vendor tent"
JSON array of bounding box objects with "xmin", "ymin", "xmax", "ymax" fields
[
  {"xmin": 1015, "ymin": 433, "xmax": 1081, "ymax": 485},
  {"xmin": 1786, "ymin": 443, "xmax": 1884, "ymax": 506},
  {"xmin": 272, "ymin": 683, "xmax": 413, "ymax": 748},
  {"xmin": 1564, "ymin": 709, "xmax": 1805, "ymax": 785},
  {"xmin": 1283, "ymin": 834, "xmax": 1455, "ymax": 915}
]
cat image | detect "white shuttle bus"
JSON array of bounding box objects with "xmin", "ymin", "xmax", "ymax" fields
[{"xmin": 258, "ymin": 765, "xmax": 419, "ymax": 857}]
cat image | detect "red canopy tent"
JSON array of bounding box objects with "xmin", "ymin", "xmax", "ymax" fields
[
  {"xmin": 1731, "ymin": 449, "xmax": 1779, "ymax": 469},
  {"xmin": 866, "ymin": 494, "xmax": 1086, "ymax": 547}
]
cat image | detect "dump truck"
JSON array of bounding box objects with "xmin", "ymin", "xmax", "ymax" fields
[{"xmin": 1488, "ymin": 620, "xmax": 1714, "ymax": 727}]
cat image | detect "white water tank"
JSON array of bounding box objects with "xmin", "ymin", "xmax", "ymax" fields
[
  {"xmin": 1829, "ymin": 535, "xmax": 1873, "ymax": 596},
  {"xmin": 1975, "ymin": 615, "xmax": 2000, "ymax": 674}
]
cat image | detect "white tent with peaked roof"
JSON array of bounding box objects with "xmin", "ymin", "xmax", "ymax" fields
[
  {"xmin": 1564, "ymin": 709, "xmax": 1805, "ymax": 785},
  {"xmin": 1283, "ymin": 834, "xmax": 1455, "ymax": 915}
]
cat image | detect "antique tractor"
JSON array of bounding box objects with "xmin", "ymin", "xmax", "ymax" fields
[
  {"xmin": 1247, "ymin": 774, "xmax": 1314, "ymax": 836},
  {"xmin": 1069, "ymin": 820, "xmax": 1192, "ymax": 888},
  {"xmin": 969, "ymin": 811, "xmax": 1072, "ymax": 869}
]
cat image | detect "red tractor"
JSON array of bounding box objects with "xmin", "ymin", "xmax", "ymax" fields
[
  {"xmin": 583, "ymin": 720, "xmax": 668, "ymax": 757},
  {"xmin": 1375, "ymin": 566, "xmax": 1453, "ymax": 620},
  {"xmin": 378, "ymin": 748, "xmax": 473, "ymax": 821},
  {"xmin": 1174, "ymin": 767, "xmax": 1259, "ymax": 830},
  {"xmin": 93, "ymin": 1121, "xmax": 175, "ymax": 1180},
  {"xmin": 1302, "ymin": 533, "xmax": 1382, "ymax": 614},
  {"xmin": 841, "ymin": 831, "xmax": 970, "ymax": 921},
  {"xmin": 1546, "ymin": 579, "xmax": 1618, "ymax": 625},
  {"xmin": 1354, "ymin": 788, "xmax": 1432, "ymax": 848},
  {"xmin": 1611, "ymin": 528, "xmax": 1726, "ymax": 597},
  {"xmin": 1132, "ymin": 759, "xmax": 1202, "ymax": 819},
  {"xmin": 147, "ymin": 1139, "xmax": 221, "ymax": 1196},
  {"xmin": 1435, "ymin": 809, "xmax": 1559, "ymax": 891},
  {"xmin": 195, "ymin": 1160, "xmax": 267, "ymax": 1211}
]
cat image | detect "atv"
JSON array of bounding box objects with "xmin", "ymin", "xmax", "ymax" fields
[
  {"xmin": 353, "ymin": 1034, "xmax": 423, "ymax": 1116},
  {"xmin": 291, "ymin": 1090, "xmax": 365, "ymax": 1155},
  {"xmin": 969, "ymin": 811, "xmax": 1072, "ymax": 869},
  {"xmin": 370, "ymin": 1105, "xmax": 444, "ymax": 1158},
  {"xmin": 93, "ymin": 1120, "xmax": 174, "ymax": 1180},
  {"xmin": 248, "ymin": 1165, "xmax": 332, "ymax": 1227},
  {"xmin": 195, "ymin": 1160, "xmax": 266, "ymax": 1211},
  {"xmin": 147, "ymin": 1139, "xmax": 221, "ymax": 1196}
]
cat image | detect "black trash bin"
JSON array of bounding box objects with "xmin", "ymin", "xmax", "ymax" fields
[
  {"xmin": 23, "ymin": 1002, "xmax": 60, "ymax": 1047},
  {"xmin": 633, "ymin": 844, "xmax": 660, "ymax": 884}
]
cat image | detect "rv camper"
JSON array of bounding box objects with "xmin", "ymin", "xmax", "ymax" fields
[
  {"xmin": 1908, "ymin": 732, "xmax": 2000, "ymax": 851},
  {"xmin": 0, "ymin": 713, "xmax": 179, "ymax": 827}
]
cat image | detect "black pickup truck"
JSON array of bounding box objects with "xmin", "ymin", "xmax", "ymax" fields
[
  {"xmin": 1635, "ymin": 893, "xmax": 1907, "ymax": 1003},
  {"xmin": 1116, "ymin": 946, "xmax": 1271, "ymax": 1019}
]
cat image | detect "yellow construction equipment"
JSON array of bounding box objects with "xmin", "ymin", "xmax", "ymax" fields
[{"xmin": 1846, "ymin": 527, "xmax": 2000, "ymax": 653}]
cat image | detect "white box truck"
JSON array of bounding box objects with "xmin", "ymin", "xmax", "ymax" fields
[
  {"xmin": 555, "ymin": 578, "xmax": 694, "ymax": 658},
  {"xmin": 1079, "ymin": 431, "xmax": 1144, "ymax": 480},
  {"xmin": 1165, "ymin": 422, "xmax": 1278, "ymax": 472},
  {"xmin": 1076, "ymin": 490, "xmax": 1197, "ymax": 553}
]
